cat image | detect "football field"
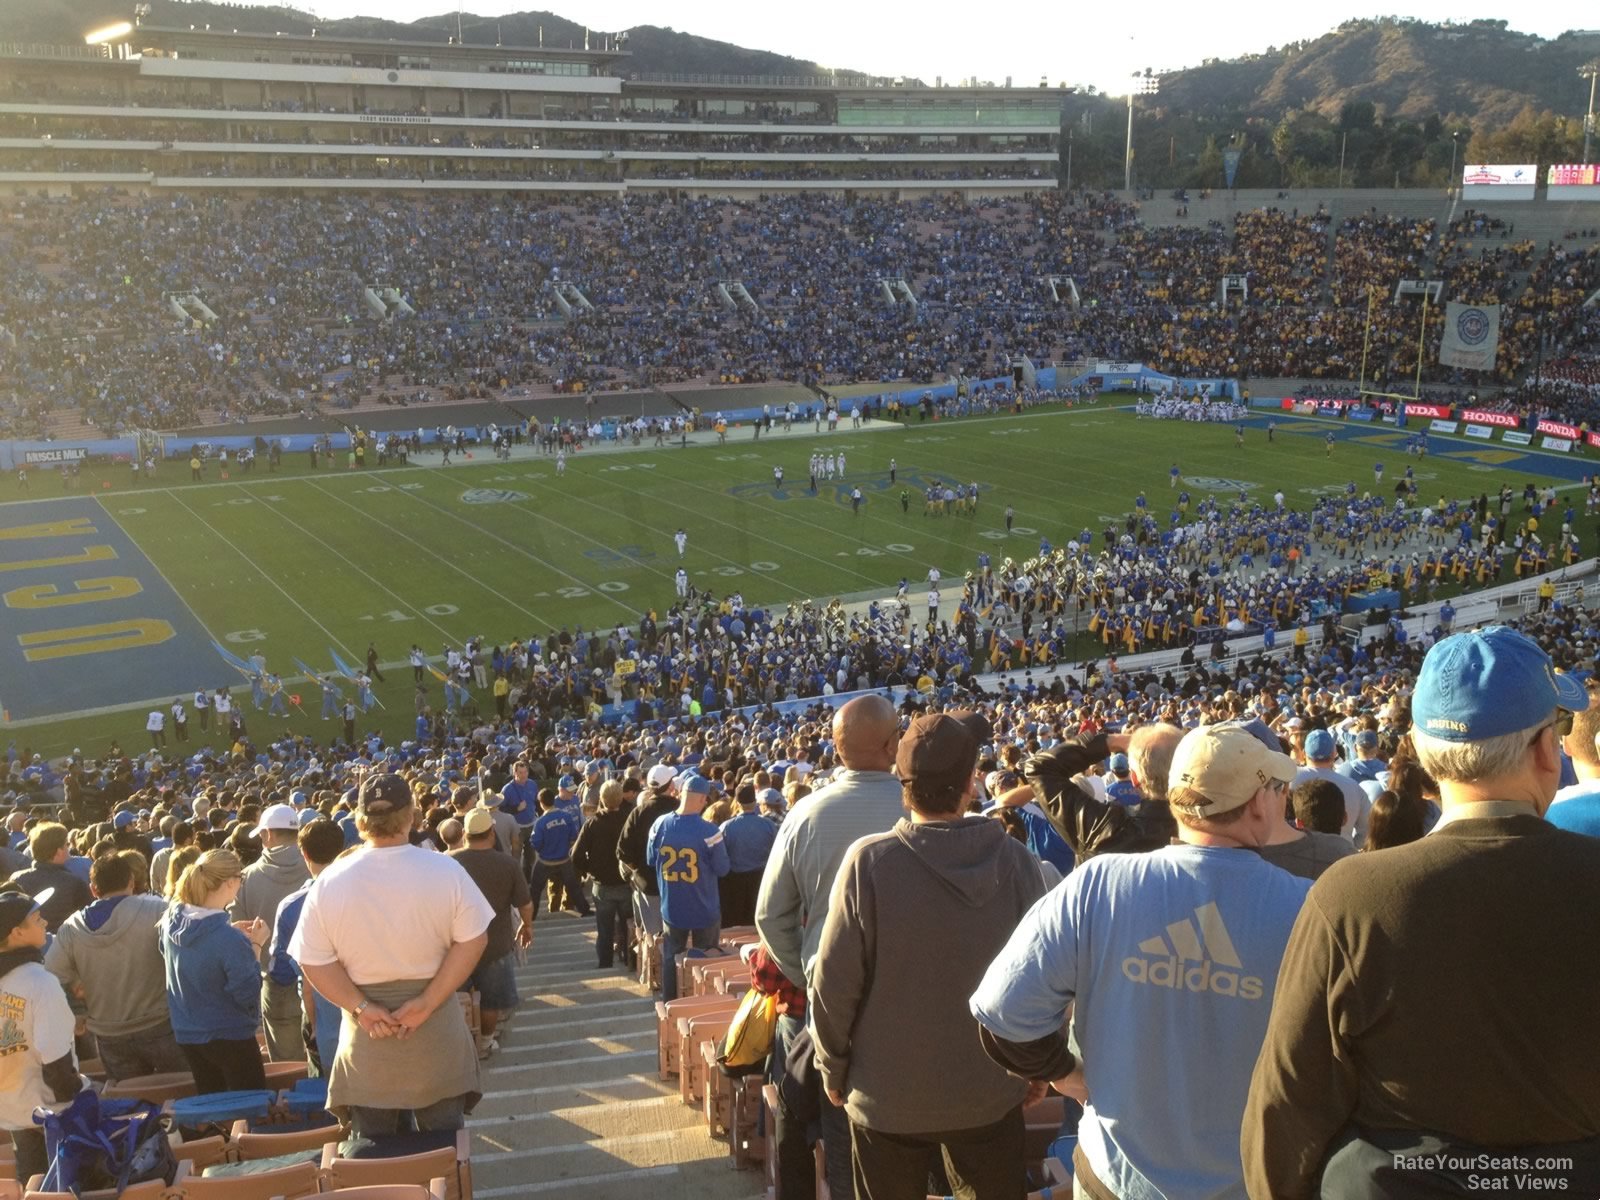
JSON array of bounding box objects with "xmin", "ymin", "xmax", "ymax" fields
[{"xmin": 0, "ymin": 401, "xmax": 1586, "ymax": 756}]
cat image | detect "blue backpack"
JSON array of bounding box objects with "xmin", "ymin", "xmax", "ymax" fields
[{"xmin": 34, "ymin": 1091, "xmax": 177, "ymax": 1198}]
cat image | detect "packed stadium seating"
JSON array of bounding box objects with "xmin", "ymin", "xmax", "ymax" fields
[{"xmin": 1, "ymin": 189, "xmax": 1597, "ymax": 438}]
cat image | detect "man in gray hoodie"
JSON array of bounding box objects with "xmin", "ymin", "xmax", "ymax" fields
[
  {"xmin": 230, "ymin": 803, "xmax": 310, "ymax": 1060},
  {"xmin": 811, "ymin": 711, "xmax": 1046, "ymax": 1200},
  {"xmin": 44, "ymin": 852, "xmax": 188, "ymax": 1083}
]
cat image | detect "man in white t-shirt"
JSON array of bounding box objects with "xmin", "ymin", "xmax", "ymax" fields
[{"xmin": 290, "ymin": 774, "xmax": 492, "ymax": 1135}]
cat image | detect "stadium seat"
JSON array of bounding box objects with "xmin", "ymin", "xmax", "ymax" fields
[
  {"xmin": 23, "ymin": 1177, "xmax": 169, "ymax": 1200},
  {"xmin": 317, "ymin": 1183, "xmax": 447, "ymax": 1200},
  {"xmin": 319, "ymin": 1132, "xmax": 471, "ymax": 1200},
  {"xmin": 226, "ymin": 1121, "xmax": 345, "ymax": 1162},
  {"xmin": 655, "ymin": 994, "xmax": 740, "ymax": 1080},
  {"xmin": 677, "ymin": 1008, "xmax": 739, "ymax": 1105},
  {"xmin": 166, "ymin": 1158, "xmax": 321, "ymax": 1200},
  {"xmin": 171, "ymin": 1134, "xmax": 232, "ymax": 1172},
  {"xmin": 101, "ymin": 1073, "xmax": 199, "ymax": 1104}
]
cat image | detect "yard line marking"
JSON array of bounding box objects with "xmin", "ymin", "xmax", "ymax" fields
[
  {"xmin": 305, "ymin": 480, "xmax": 557, "ymax": 627},
  {"xmin": 385, "ymin": 484, "xmax": 640, "ymax": 619},
  {"xmin": 511, "ymin": 469, "xmax": 889, "ymax": 590},
  {"xmin": 158, "ymin": 489, "xmax": 359, "ymax": 657},
  {"xmin": 241, "ymin": 492, "xmax": 465, "ymax": 644}
]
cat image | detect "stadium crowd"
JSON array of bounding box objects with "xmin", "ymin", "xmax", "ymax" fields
[
  {"xmin": 5, "ymin": 592, "xmax": 1600, "ymax": 1196},
  {"xmin": 4, "ymin": 190, "xmax": 1596, "ymax": 439}
]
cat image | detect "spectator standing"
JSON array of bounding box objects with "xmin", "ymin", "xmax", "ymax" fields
[
  {"xmin": 265, "ymin": 819, "xmax": 345, "ymax": 1077},
  {"xmin": 718, "ymin": 782, "xmax": 778, "ymax": 926},
  {"xmin": 499, "ymin": 759, "xmax": 540, "ymax": 864},
  {"xmin": 149, "ymin": 819, "xmax": 193, "ymax": 894},
  {"xmin": 10, "ymin": 823, "xmax": 92, "ymax": 932},
  {"xmin": 972, "ymin": 723, "xmax": 1311, "ymax": 1199},
  {"xmin": 161, "ymin": 849, "xmax": 270, "ymax": 1092},
  {"xmin": 289, "ymin": 773, "xmax": 492, "ymax": 1136},
  {"xmin": 572, "ymin": 780, "xmax": 634, "ymax": 970},
  {"xmin": 231, "ymin": 803, "xmax": 310, "ymax": 1061},
  {"xmin": 756, "ymin": 694, "xmax": 905, "ymax": 1200},
  {"xmin": 647, "ymin": 774, "xmax": 730, "ymax": 1000},
  {"xmin": 1547, "ymin": 676, "xmax": 1600, "ymax": 837},
  {"xmin": 1336, "ymin": 729, "xmax": 1387, "ymax": 785},
  {"xmin": 0, "ymin": 892, "xmax": 82, "ymax": 1183},
  {"xmin": 1259, "ymin": 776, "xmax": 1358, "ymax": 880},
  {"xmin": 1292, "ymin": 729, "xmax": 1371, "ymax": 845},
  {"xmin": 618, "ymin": 764, "xmax": 681, "ymax": 942},
  {"xmin": 1023, "ymin": 724, "xmax": 1184, "ymax": 858},
  {"xmin": 1244, "ymin": 627, "xmax": 1600, "ymax": 1197},
  {"xmin": 450, "ymin": 808, "xmax": 533, "ymax": 1054},
  {"xmin": 812, "ymin": 712, "xmax": 1045, "ymax": 1200},
  {"xmin": 529, "ymin": 788, "xmax": 588, "ymax": 919},
  {"xmin": 45, "ymin": 853, "xmax": 187, "ymax": 1082}
]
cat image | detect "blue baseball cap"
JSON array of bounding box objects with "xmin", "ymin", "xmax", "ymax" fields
[
  {"xmin": 1413, "ymin": 626, "xmax": 1588, "ymax": 743},
  {"xmin": 1304, "ymin": 729, "xmax": 1336, "ymax": 761},
  {"xmin": 679, "ymin": 773, "xmax": 712, "ymax": 796},
  {"xmin": 1108, "ymin": 753, "xmax": 1130, "ymax": 774},
  {"xmin": 112, "ymin": 811, "xmax": 137, "ymax": 829},
  {"xmin": 558, "ymin": 774, "xmax": 577, "ymax": 790}
]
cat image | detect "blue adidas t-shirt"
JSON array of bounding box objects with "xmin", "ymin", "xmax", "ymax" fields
[
  {"xmin": 647, "ymin": 810, "xmax": 730, "ymax": 930},
  {"xmin": 971, "ymin": 844, "xmax": 1310, "ymax": 1200}
]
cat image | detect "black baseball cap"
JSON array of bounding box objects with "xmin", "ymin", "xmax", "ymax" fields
[{"xmin": 358, "ymin": 773, "xmax": 413, "ymax": 815}]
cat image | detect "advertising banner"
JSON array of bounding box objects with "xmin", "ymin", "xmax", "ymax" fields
[
  {"xmin": 1550, "ymin": 164, "xmax": 1599, "ymax": 186},
  {"xmin": 1429, "ymin": 419, "xmax": 1459, "ymax": 434},
  {"xmin": 1587, "ymin": 431, "xmax": 1600, "ymax": 449},
  {"xmin": 1542, "ymin": 437, "xmax": 1575, "ymax": 453},
  {"xmin": 1549, "ymin": 164, "xmax": 1600, "ymax": 199},
  {"xmin": 1465, "ymin": 425, "xmax": 1495, "ymax": 439},
  {"xmin": 1405, "ymin": 403, "xmax": 1452, "ymax": 419},
  {"xmin": 1462, "ymin": 163, "xmax": 1537, "ymax": 186},
  {"xmin": 1461, "ymin": 163, "xmax": 1537, "ymax": 200},
  {"xmin": 1461, "ymin": 408, "xmax": 1520, "ymax": 428},
  {"xmin": 1503, "ymin": 431, "xmax": 1533, "ymax": 446},
  {"xmin": 22, "ymin": 447, "xmax": 88, "ymax": 464},
  {"xmin": 1537, "ymin": 419, "xmax": 1581, "ymax": 439}
]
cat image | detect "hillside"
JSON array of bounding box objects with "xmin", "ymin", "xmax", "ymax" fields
[
  {"xmin": 1, "ymin": 0, "xmax": 852, "ymax": 78},
  {"xmin": 1157, "ymin": 18, "xmax": 1600, "ymax": 130}
]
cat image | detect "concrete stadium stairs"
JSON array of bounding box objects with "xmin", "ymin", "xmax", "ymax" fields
[{"xmin": 467, "ymin": 913, "xmax": 755, "ymax": 1200}]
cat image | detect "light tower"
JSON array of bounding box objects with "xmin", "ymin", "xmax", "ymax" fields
[{"xmin": 1125, "ymin": 68, "xmax": 1160, "ymax": 193}]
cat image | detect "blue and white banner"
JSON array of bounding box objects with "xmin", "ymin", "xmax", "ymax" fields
[
  {"xmin": 1439, "ymin": 302, "xmax": 1500, "ymax": 372},
  {"xmin": 1464, "ymin": 424, "xmax": 1495, "ymax": 439},
  {"xmin": 1222, "ymin": 148, "xmax": 1243, "ymax": 188}
]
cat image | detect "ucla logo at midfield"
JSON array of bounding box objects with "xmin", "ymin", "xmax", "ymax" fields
[
  {"xmin": 1184, "ymin": 477, "xmax": 1259, "ymax": 493},
  {"xmin": 460, "ymin": 488, "xmax": 528, "ymax": 504}
]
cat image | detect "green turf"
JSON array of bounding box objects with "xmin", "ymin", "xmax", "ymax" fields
[{"xmin": 3, "ymin": 401, "xmax": 1581, "ymax": 761}]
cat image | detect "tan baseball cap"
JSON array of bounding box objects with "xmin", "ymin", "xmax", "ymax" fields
[
  {"xmin": 463, "ymin": 808, "xmax": 496, "ymax": 838},
  {"xmin": 1168, "ymin": 724, "xmax": 1295, "ymax": 816}
]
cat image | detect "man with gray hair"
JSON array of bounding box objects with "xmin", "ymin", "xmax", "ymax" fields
[
  {"xmin": 1022, "ymin": 723, "xmax": 1185, "ymax": 858},
  {"xmin": 1245, "ymin": 626, "xmax": 1600, "ymax": 1198}
]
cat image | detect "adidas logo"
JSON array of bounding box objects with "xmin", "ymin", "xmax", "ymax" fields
[{"xmin": 1121, "ymin": 902, "xmax": 1265, "ymax": 1001}]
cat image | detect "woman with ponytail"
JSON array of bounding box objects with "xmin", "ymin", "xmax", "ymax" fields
[{"xmin": 160, "ymin": 849, "xmax": 269, "ymax": 1092}]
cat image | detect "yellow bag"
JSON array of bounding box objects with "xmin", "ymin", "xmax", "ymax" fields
[{"xmin": 717, "ymin": 987, "xmax": 779, "ymax": 1077}]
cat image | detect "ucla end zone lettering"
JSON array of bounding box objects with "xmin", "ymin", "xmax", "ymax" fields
[{"xmin": 0, "ymin": 500, "xmax": 216, "ymax": 721}]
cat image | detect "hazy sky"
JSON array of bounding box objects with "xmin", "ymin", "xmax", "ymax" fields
[{"xmin": 234, "ymin": 1, "xmax": 1594, "ymax": 95}]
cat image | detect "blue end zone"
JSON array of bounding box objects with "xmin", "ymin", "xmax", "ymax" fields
[
  {"xmin": 0, "ymin": 498, "xmax": 217, "ymax": 722},
  {"xmin": 1243, "ymin": 412, "xmax": 1593, "ymax": 483}
]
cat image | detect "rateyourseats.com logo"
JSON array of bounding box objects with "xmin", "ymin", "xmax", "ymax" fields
[{"xmin": 1121, "ymin": 902, "xmax": 1265, "ymax": 1000}]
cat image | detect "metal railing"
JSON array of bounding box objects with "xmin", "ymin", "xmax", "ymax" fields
[
  {"xmin": 626, "ymin": 72, "xmax": 897, "ymax": 89},
  {"xmin": 0, "ymin": 43, "xmax": 110, "ymax": 60}
]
